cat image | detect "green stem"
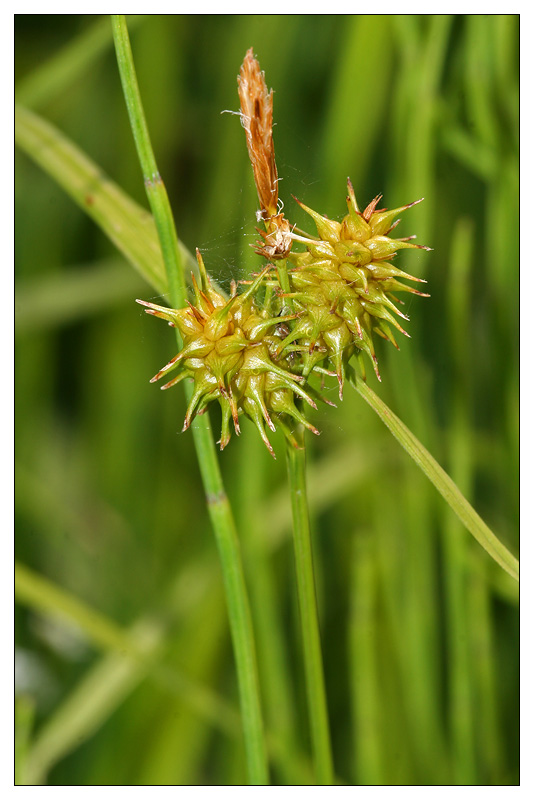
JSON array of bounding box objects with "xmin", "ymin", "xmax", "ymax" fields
[
  {"xmin": 111, "ymin": 16, "xmax": 184, "ymax": 304},
  {"xmin": 276, "ymin": 258, "xmax": 291, "ymax": 296},
  {"xmin": 285, "ymin": 427, "xmax": 334, "ymax": 785},
  {"xmin": 277, "ymin": 256, "xmax": 334, "ymax": 783},
  {"xmin": 111, "ymin": 16, "xmax": 268, "ymax": 785},
  {"xmin": 352, "ymin": 375, "xmax": 519, "ymax": 582}
]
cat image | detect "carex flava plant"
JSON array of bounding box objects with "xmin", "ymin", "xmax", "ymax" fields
[
  {"xmin": 139, "ymin": 49, "xmax": 430, "ymax": 456},
  {"xmin": 136, "ymin": 49, "xmax": 432, "ymax": 785},
  {"xmin": 125, "ymin": 41, "xmax": 518, "ymax": 786},
  {"xmin": 15, "ymin": 18, "xmax": 519, "ymax": 787}
]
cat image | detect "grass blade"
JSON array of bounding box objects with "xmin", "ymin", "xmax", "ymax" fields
[
  {"xmin": 351, "ymin": 376, "xmax": 518, "ymax": 582},
  {"xmin": 15, "ymin": 104, "xmax": 170, "ymax": 294}
]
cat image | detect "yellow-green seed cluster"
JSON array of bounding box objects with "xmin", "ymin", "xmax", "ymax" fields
[
  {"xmin": 139, "ymin": 182, "xmax": 429, "ymax": 456},
  {"xmin": 281, "ymin": 180, "xmax": 430, "ymax": 394},
  {"xmin": 137, "ymin": 251, "xmax": 321, "ymax": 457}
]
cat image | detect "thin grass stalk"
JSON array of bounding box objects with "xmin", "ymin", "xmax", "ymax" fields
[
  {"xmin": 111, "ymin": 15, "xmax": 268, "ymax": 785},
  {"xmin": 271, "ymin": 258, "xmax": 333, "ymax": 781},
  {"xmin": 235, "ymin": 190, "xmax": 309, "ymax": 782},
  {"xmin": 234, "ymin": 50, "xmax": 333, "ymax": 780},
  {"xmin": 275, "ymin": 253, "xmax": 334, "ymax": 784},
  {"xmin": 351, "ymin": 376, "xmax": 518, "ymax": 581},
  {"xmin": 285, "ymin": 426, "xmax": 334, "ymax": 785},
  {"xmin": 237, "ymin": 431, "xmax": 312, "ymax": 784}
]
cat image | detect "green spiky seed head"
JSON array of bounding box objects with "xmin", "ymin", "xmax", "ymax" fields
[
  {"xmin": 137, "ymin": 251, "xmax": 321, "ymax": 457},
  {"xmin": 281, "ymin": 179, "xmax": 430, "ymax": 396}
]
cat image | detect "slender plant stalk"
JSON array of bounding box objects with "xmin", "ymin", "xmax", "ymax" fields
[
  {"xmin": 111, "ymin": 15, "xmax": 268, "ymax": 785},
  {"xmin": 237, "ymin": 49, "xmax": 334, "ymax": 780},
  {"xmin": 277, "ymin": 251, "xmax": 334, "ymax": 783},
  {"xmin": 237, "ymin": 51, "xmax": 338, "ymax": 780},
  {"xmin": 285, "ymin": 427, "xmax": 334, "ymax": 785},
  {"xmin": 352, "ymin": 375, "xmax": 519, "ymax": 582}
]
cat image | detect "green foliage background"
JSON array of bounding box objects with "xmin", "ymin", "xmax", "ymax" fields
[{"xmin": 15, "ymin": 14, "xmax": 519, "ymax": 786}]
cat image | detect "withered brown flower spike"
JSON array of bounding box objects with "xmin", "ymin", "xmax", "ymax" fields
[{"xmin": 238, "ymin": 48, "xmax": 292, "ymax": 259}]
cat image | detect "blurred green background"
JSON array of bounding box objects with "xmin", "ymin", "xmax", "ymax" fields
[{"xmin": 15, "ymin": 14, "xmax": 519, "ymax": 786}]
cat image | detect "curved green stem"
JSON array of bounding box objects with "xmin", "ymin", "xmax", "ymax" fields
[
  {"xmin": 285, "ymin": 427, "xmax": 334, "ymax": 785},
  {"xmin": 352, "ymin": 375, "xmax": 519, "ymax": 582},
  {"xmin": 111, "ymin": 15, "xmax": 268, "ymax": 784}
]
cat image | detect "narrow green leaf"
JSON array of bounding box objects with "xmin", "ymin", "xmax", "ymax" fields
[
  {"xmin": 15, "ymin": 561, "xmax": 242, "ymax": 785},
  {"xmin": 21, "ymin": 619, "xmax": 165, "ymax": 786},
  {"xmin": 352, "ymin": 376, "xmax": 519, "ymax": 582},
  {"xmin": 15, "ymin": 104, "xmax": 197, "ymax": 295},
  {"xmin": 15, "ymin": 561, "xmax": 140, "ymax": 657},
  {"xmin": 285, "ymin": 430, "xmax": 334, "ymax": 785}
]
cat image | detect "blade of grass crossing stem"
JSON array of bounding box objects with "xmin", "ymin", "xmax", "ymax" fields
[
  {"xmin": 111, "ymin": 16, "xmax": 268, "ymax": 784},
  {"xmin": 351, "ymin": 377, "xmax": 518, "ymax": 581},
  {"xmin": 15, "ymin": 104, "xmax": 169, "ymax": 295},
  {"xmin": 285, "ymin": 429, "xmax": 334, "ymax": 785},
  {"xmin": 14, "ymin": 106, "xmax": 224, "ymax": 303}
]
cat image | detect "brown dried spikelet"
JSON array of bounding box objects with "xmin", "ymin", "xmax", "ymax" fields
[
  {"xmin": 238, "ymin": 48, "xmax": 292, "ymax": 259},
  {"xmin": 238, "ymin": 48, "xmax": 277, "ymax": 219}
]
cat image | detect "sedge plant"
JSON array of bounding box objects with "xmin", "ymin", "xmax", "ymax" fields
[
  {"xmin": 15, "ymin": 16, "xmax": 518, "ymax": 786},
  {"xmin": 131, "ymin": 45, "xmax": 518, "ymax": 784}
]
